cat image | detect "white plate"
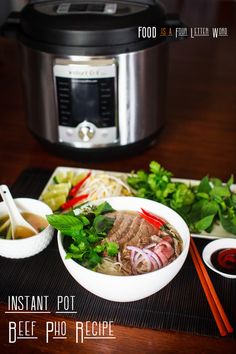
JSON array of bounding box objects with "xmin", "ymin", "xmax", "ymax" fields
[{"xmin": 39, "ymin": 167, "xmax": 236, "ymax": 240}]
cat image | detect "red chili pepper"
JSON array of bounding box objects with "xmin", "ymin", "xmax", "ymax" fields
[
  {"xmin": 141, "ymin": 208, "xmax": 166, "ymax": 226},
  {"xmin": 139, "ymin": 212, "xmax": 164, "ymax": 229},
  {"xmin": 69, "ymin": 171, "xmax": 91, "ymax": 197},
  {"xmin": 60, "ymin": 194, "xmax": 89, "ymax": 211}
]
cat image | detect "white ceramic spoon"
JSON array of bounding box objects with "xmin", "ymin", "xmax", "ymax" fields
[{"xmin": 0, "ymin": 185, "xmax": 38, "ymax": 239}]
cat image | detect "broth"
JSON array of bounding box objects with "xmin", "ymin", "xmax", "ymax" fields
[{"xmin": 0, "ymin": 212, "xmax": 48, "ymax": 240}]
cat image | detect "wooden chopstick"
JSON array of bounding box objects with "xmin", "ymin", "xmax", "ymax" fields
[{"xmin": 189, "ymin": 237, "xmax": 234, "ymax": 336}]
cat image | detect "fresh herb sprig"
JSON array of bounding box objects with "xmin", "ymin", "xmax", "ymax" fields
[
  {"xmin": 47, "ymin": 202, "xmax": 119, "ymax": 269},
  {"xmin": 127, "ymin": 161, "xmax": 236, "ymax": 235}
]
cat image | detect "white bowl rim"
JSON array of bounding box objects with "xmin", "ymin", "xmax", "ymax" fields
[{"xmin": 57, "ymin": 196, "xmax": 190, "ymax": 279}]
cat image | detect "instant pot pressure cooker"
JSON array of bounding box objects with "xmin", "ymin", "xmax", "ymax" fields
[{"xmin": 2, "ymin": 0, "xmax": 182, "ymax": 158}]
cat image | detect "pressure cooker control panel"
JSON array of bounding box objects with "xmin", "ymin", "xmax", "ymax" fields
[
  {"xmin": 54, "ymin": 60, "xmax": 118, "ymax": 146},
  {"xmin": 36, "ymin": 1, "xmax": 147, "ymax": 17}
]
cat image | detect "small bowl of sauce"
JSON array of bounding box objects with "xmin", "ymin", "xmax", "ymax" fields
[{"xmin": 202, "ymin": 238, "xmax": 236, "ymax": 279}]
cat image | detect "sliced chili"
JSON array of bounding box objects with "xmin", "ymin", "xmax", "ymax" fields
[
  {"xmin": 69, "ymin": 171, "xmax": 91, "ymax": 197},
  {"xmin": 60, "ymin": 194, "xmax": 89, "ymax": 211},
  {"xmin": 139, "ymin": 212, "xmax": 164, "ymax": 229},
  {"xmin": 141, "ymin": 208, "xmax": 165, "ymax": 225}
]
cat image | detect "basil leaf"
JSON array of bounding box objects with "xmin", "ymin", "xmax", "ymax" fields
[
  {"xmin": 210, "ymin": 186, "xmax": 231, "ymax": 199},
  {"xmin": 196, "ymin": 192, "xmax": 209, "ymax": 200},
  {"xmin": 227, "ymin": 174, "xmax": 234, "ymax": 188},
  {"xmin": 210, "ymin": 178, "xmax": 222, "ymax": 187},
  {"xmin": 197, "ymin": 176, "xmax": 211, "ymax": 193},
  {"xmin": 195, "ymin": 214, "xmax": 215, "ymax": 232},
  {"xmin": 219, "ymin": 211, "xmax": 236, "ymax": 235},
  {"xmin": 93, "ymin": 215, "xmax": 114, "ymax": 234},
  {"xmin": 46, "ymin": 214, "xmax": 84, "ymax": 236},
  {"xmin": 93, "ymin": 202, "xmax": 114, "ymax": 216},
  {"xmin": 201, "ymin": 201, "xmax": 219, "ymax": 218}
]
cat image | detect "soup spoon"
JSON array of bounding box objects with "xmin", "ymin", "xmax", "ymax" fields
[{"xmin": 0, "ymin": 185, "xmax": 38, "ymax": 239}]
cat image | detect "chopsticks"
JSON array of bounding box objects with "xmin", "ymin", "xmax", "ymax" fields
[{"xmin": 189, "ymin": 237, "xmax": 234, "ymax": 336}]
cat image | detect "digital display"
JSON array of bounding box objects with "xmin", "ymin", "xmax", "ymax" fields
[
  {"xmin": 56, "ymin": 76, "xmax": 115, "ymax": 128},
  {"xmin": 71, "ymin": 80, "xmax": 100, "ymax": 125}
]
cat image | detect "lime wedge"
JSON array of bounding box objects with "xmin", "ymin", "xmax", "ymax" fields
[
  {"xmin": 46, "ymin": 182, "xmax": 71, "ymax": 193},
  {"xmin": 54, "ymin": 171, "xmax": 75, "ymax": 184},
  {"xmin": 72, "ymin": 173, "xmax": 86, "ymax": 186},
  {"xmin": 43, "ymin": 195, "xmax": 67, "ymax": 211}
]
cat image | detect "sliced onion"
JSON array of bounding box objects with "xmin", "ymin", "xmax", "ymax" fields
[
  {"xmin": 126, "ymin": 246, "xmax": 152, "ymax": 274},
  {"xmin": 154, "ymin": 249, "xmax": 169, "ymax": 266},
  {"xmin": 143, "ymin": 248, "xmax": 162, "ymax": 270}
]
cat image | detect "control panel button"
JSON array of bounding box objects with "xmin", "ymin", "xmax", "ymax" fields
[
  {"xmin": 104, "ymin": 3, "xmax": 117, "ymax": 14},
  {"xmin": 78, "ymin": 125, "xmax": 95, "ymax": 141}
]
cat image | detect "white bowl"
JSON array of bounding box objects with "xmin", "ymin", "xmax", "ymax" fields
[
  {"xmin": 0, "ymin": 198, "xmax": 54, "ymax": 259},
  {"xmin": 202, "ymin": 238, "xmax": 236, "ymax": 279},
  {"xmin": 57, "ymin": 196, "xmax": 190, "ymax": 302}
]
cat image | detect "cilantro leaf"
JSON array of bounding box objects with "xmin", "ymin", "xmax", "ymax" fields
[
  {"xmin": 105, "ymin": 242, "xmax": 119, "ymax": 257},
  {"xmin": 127, "ymin": 161, "xmax": 236, "ymax": 236}
]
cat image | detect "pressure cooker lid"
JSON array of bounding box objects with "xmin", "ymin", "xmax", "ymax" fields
[{"xmin": 19, "ymin": 0, "xmax": 167, "ymax": 47}]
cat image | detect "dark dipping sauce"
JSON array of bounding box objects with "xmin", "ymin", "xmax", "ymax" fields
[{"xmin": 211, "ymin": 248, "xmax": 236, "ymax": 275}]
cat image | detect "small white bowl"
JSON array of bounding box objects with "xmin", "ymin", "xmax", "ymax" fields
[
  {"xmin": 202, "ymin": 238, "xmax": 236, "ymax": 279},
  {"xmin": 0, "ymin": 198, "xmax": 54, "ymax": 259},
  {"xmin": 57, "ymin": 196, "xmax": 190, "ymax": 302}
]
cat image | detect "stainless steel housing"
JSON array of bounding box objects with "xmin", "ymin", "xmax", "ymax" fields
[{"xmin": 20, "ymin": 43, "xmax": 168, "ymax": 148}]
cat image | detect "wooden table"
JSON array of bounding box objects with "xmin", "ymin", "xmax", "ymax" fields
[{"xmin": 0, "ymin": 1, "xmax": 236, "ymax": 353}]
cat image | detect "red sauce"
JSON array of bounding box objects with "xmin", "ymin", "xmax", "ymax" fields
[{"xmin": 211, "ymin": 248, "xmax": 236, "ymax": 275}]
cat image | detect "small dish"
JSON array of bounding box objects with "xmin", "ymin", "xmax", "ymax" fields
[
  {"xmin": 0, "ymin": 198, "xmax": 54, "ymax": 259},
  {"xmin": 202, "ymin": 238, "xmax": 236, "ymax": 279}
]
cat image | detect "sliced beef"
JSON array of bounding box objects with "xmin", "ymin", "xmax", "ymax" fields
[
  {"xmin": 106, "ymin": 211, "xmax": 159, "ymax": 248},
  {"xmin": 154, "ymin": 241, "xmax": 174, "ymax": 266},
  {"xmin": 106, "ymin": 211, "xmax": 135, "ymax": 242},
  {"xmin": 119, "ymin": 215, "xmax": 142, "ymax": 244}
]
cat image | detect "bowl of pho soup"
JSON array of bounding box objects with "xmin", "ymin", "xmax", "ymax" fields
[{"xmin": 55, "ymin": 197, "xmax": 190, "ymax": 302}]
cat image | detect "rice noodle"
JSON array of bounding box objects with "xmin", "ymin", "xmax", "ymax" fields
[{"xmin": 96, "ymin": 257, "xmax": 123, "ymax": 276}]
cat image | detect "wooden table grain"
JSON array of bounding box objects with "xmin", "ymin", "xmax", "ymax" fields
[{"xmin": 0, "ymin": 1, "xmax": 236, "ymax": 353}]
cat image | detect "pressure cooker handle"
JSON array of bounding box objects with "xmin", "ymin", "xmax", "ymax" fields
[{"xmin": 1, "ymin": 12, "xmax": 20, "ymax": 39}]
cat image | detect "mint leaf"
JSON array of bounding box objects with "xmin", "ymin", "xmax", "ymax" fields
[{"xmin": 195, "ymin": 214, "xmax": 215, "ymax": 232}]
